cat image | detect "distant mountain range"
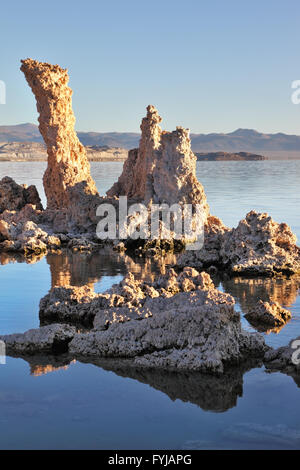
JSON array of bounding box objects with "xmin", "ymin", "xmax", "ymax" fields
[{"xmin": 2, "ymin": 124, "xmax": 300, "ymax": 156}]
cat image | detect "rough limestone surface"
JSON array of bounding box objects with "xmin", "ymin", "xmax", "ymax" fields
[
  {"xmin": 68, "ymin": 287, "xmax": 266, "ymax": 373},
  {"xmin": 40, "ymin": 268, "xmax": 268, "ymax": 373},
  {"xmin": 177, "ymin": 215, "xmax": 230, "ymax": 268},
  {"xmin": 178, "ymin": 211, "xmax": 300, "ymax": 276},
  {"xmin": 0, "ymin": 176, "xmax": 42, "ymax": 213},
  {"xmin": 0, "ymin": 204, "xmax": 62, "ymax": 254},
  {"xmin": 107, "ymin": 106, "xmax": 209, "ymax": 239},
  {"xmin": 245, "ymin": 300, "xmax": 292, "ymax": 328},
  {"xmin": 20, "ymin": 59, "xmax": 98, "ymax": 211},
  {"xmin": 39, "ymin": 267, "xmax": 215, "ymax": 326},
  {"xmin": 0, "ymin": 324, "xmax": 76, "ymax": 354},
  {"xmin": 221, "ymin": 211, "xmax": 300, "ymax": 275}
]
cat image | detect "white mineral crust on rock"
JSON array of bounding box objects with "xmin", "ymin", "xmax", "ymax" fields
[{"xmin": 39, "ymin": 268, "xmax": 267, "ymax": 373}]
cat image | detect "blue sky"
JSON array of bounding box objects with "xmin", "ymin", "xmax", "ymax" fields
[{"xmin": 1, "ymin": 0, "xmax": 300, "ymax": 134}]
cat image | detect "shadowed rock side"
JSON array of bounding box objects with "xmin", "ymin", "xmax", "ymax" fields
[
  {"xmin": 245, "ymin": 300, "xmax": 292, "ymax": 330},
  {"xmin": 20, "ymin": 59, "xmax": 98, "ymax": 210},
  {"xmin": 0, "ymin": 176, "xmax": 42, "ymax": 213}
]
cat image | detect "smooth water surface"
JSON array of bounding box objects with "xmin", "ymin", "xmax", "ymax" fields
[{"xmin": 0, "ymin": 161, "xmax": 300, "ymax": 449}]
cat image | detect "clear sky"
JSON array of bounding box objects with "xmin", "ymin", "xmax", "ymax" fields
[{"xmin": 1, "ymin": 0, "xmax": 300, "ymax": 134}]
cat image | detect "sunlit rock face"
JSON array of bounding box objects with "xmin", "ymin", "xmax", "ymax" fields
[
  {"xmin": 178, "ymin": 211, "xmax": 300, "ymax": 276},
  {"xmin": 20, "ymin": 59, "xmax": 98, "ymax": 210},
  {"xmin": 107, "ymin": 105, "xmax": 209, "ymax": 215},
  {"xmin": 221, "ymin": 211, "xmax": 300, "ymax": 275}
]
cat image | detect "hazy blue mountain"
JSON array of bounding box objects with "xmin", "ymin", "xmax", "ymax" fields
[{"xmin": 2, "ymin": 123, "xmax": 300, "ymax": 153}]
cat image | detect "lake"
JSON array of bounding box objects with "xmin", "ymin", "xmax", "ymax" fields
[{"xmin": 0, "ymin": 161, "xmax": 300, "ymax": 450}]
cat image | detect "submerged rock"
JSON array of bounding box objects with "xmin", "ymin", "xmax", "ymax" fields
[
  {"xmin": 245, "ymin": 300, "xmax": 291, "ymax": 329},
  {"xmin": 0, "ymin": 324, "xmax": 76, "ymax": 354}
]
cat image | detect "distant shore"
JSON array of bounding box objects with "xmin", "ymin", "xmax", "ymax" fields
[
  {"xmin": 0, "ymin": 142, "xmax": 128, "ymax": 162},
  {"xmin": 2, "ymin": 142, "xmax": 300, "ymax": 162}
]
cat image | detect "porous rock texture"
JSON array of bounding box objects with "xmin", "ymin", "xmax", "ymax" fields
[
  {"xmin": 20, "ymin": 59, "xmax": 98, "ymax": 211},
  {"xmin": 178, "ymin": 211, "xmax": 300, "ymax": 276},
  {"xmin": 107, "ymin": 105, "xmax": 209, "ymax": 242},
  {"xmin": 0, "ymin": 324, "xmax": 76, "ymax": 354},
  {"xmin": 0, "ymin": 204, "xmax": 61, "ymax": 254},
  {"xmin": 0, "ymin": 176, "xmax": 42, "ymax": 213},
  {"xmin": 221, "ymin": 211, "xmax": 300, "ymax": 275},
  {"xmin": 177, "ymin": 215, "xmax": 230, "ymax": 268},
  {"xmin": 245, "ymin": 300, "xmax": 292, "ymax": 328},
  {"xmin": 39, "ymin": 268, "xmax": 267, "ymax": 373}
]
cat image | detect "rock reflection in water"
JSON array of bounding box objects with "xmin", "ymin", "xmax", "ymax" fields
[
  {"xmin": 0, "ymin": 251, "xmax": 45, "ymax": 266},
  {"xmin": 46, "ymin": 247, "xmax": 177, "ymax": 289},
  {"xmin": 12, "ymin": 353, "xmax": 262, "ymax": 413},
  {"xmin": 221, "ymin": 276, "xmax": 300, "ymax": 333}
]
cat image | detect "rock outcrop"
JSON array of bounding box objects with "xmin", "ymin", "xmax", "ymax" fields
[
  {"xmin": 0, "ymin": 176, "xmax": 42, "ymax": 213},
  {"xmin": 78, "ymin": 357, "xmax": 261, "ymax": 412},
  {"xmin": 107, "ymin": 105, "xmax": 209, "ymax": 240},
  {"xmin": 0, "ymin": 204, "xmax": 61, "ymax": 254},
  {"xmin": 178, "ymin": 211, "xmax": 300, "ymax": 276},
  {"xmin": 221, "ymin": 211, "xmax": 300, "ymax": 275},
  {"xmin": 20, "ymin": 59, "xmax": 98, "ymax": 210},
  {"xmin": 0, "ymin": 324, "xmax": 76, "ymax": 354},
  {"xmin": 38, "ymin": 268, "xmax": 267, "ymax": 373},
  {"xmin": 245, "ymin": 300, "xmax": 292, "ymax": 329},
  {"xmin": 177, "ymin": 215, "xmax": 230, "ymax": 268}
]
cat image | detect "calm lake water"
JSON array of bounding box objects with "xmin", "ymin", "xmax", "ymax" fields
[{"xmin": 0, "ymin": 161, "xmax": 300, "ymax": 450}]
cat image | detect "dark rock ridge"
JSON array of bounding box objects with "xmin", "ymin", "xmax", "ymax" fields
[{"xmin": 196, "ymin": 151, "xmax": 265, "ymax": 161}]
